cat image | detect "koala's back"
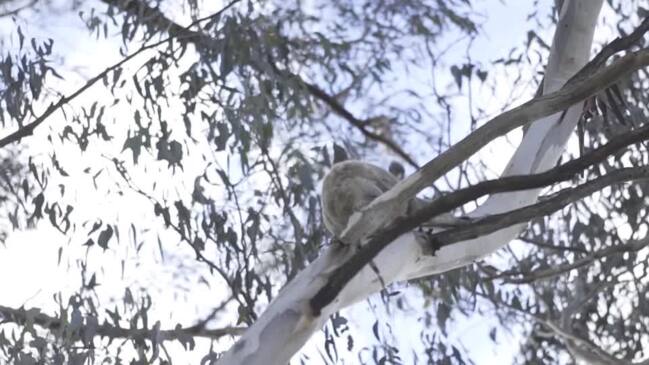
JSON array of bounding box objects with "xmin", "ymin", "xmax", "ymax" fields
[{"xmin": 321, "ymin": 161, "xmax": 398, "ymax": 238}]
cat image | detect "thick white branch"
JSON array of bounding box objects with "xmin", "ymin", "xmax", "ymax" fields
[{"xmin": 217, "ymin": 1, "xmax": 604, "ymax": 363}]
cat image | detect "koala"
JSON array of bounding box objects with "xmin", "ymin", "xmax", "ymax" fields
[
  {"xmin": 321, "ymin": 160, "xmax": 462, "ymax": 240},
  {"xmin": 321, "ymin": 161, "xmax": 399, "ymax": 239}
]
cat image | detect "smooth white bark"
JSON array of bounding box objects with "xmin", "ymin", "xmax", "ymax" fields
[{"xmin": 217, "ymin": 1, "xmax": 604, "ymax": 363}]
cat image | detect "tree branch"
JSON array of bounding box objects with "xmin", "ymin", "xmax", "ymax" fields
[
  {"xmin": 477, "ymin": 288, "xmax": 644, "ymax": 365},
  {"xmin": 519, "ymin": 236, "xmax": 589, "ymax": 254},
  {"xmin": 541, "ymin": 319, "xmax": 641, "ymax": 365},
  {"xmin": 301, "ymin": 82, "xmax": 419, "ymax": 168},
  {"xmin": 313, "ymin": 166, "xmax": 649, "ymax": 313},
  {"xmin": 98, "ymin": 0, "xmax": 421, "ymax": 168},
  {"xmin": 0, "ymin": 304, "xmax": 245, "ymax": 342},
  {"xmin": 0, "ymin": 0, "xmax": 241, "ymax": 149},
  {"xmin": 310, "ymin": 121, "xmax": 649, "ymax": 314},
  {"xmin": 502, "ymin": 237, "xmax": 649, "ymax": 284},
  {"xmin": 569, "ymin": 15, "xmax": 649, "ymax": 83},
  {"xmin": 431, "ymin": 168, "xmax": 649, "ymax": 244}
]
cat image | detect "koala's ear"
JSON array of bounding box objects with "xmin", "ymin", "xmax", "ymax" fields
[
  {"xmin": 388, "ymin": 161, "xmax": 405, "ymax": 180},
  {"xmin": 332, "ymin": 143, "xmax": 349, "ymax": 163}
]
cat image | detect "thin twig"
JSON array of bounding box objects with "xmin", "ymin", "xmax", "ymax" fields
[
  {"xmin": 502, "ymin": 237, "xmax": 649, "ymax": 284},
  {"xmin": 0, "ymin": 305, "xmax": 245, "ymax": 341}
]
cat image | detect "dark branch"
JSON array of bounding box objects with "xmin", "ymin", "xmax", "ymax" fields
[
  {"xmin": 99, "ymin": 0, "xmax": 420, "ymax": 168},
  {"xmin": 519, "ymin": 236, "xmax": 589, "ymax": 254},
  {"xmin": 502, "ymin": 237, "xmax": 649, "ymax": 284},
  {"xmin": 433, "ymin": 168, "xmax": 648, "ymax": 244},
  {"xmin": 101, "ymin": 0, "xmax": 205, "ymax": 40},
  {"xmin": 302, "ymin": 82, "xmax": 419, "ymax": 167},
  {"xmin": 570, "ymin": 16, "xmax": 649, "ymax": 83},
  {"xmin": 0, "ymin": 0, "xmax": 241, "ymax": 148},
  {"xmin": 0, "ymin": 305, "xmax": 244, "ymax": 342}
]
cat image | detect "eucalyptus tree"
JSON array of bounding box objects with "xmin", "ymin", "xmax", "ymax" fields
[{"xmin": 1, "ymin": 0, "xmax": 649, "ymax": 364}]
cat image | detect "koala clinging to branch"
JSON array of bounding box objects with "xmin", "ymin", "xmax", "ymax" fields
[{"xmin": 321, "ymin": 160, "xmax": 463, "ymax": 241}]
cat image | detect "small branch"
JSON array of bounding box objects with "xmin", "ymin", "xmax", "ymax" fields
[
  {"xmin": 301, "ymin": 82, "xmax": 419, "ymax": 168},
  {"xmin": 541, "ymin": 320, "xmax": 632, "ymax": 365},
  {"xmin": 519, "ymin": 236, "xmax": 589, "ymax": 254},
  {"xmin": 569, "ymin": 15, "xmax": 649, "ymax": 83},
  {"xmin": 99, "ymin": 0, "xmax": 420, "ymax": 168},
  {"xmin": 432, "ymin": 168, "xmax": 649, "ymax": 245},
  {"xmin": 561, "ymin": 279, "xmax": 613, "ymax": 324},
  {"xmin": 477, "ymin": 289, "xmax": 635, "ymax": 365},
  {"xmin": 102, "ymin": 155, "xmax": 259, "ymax": 317},
  {"xmin": 190, "ymin": 296, "xmax": 235, "ymax": 332},
  {"xmin": 0, "ymin": 0, "xmax": 241, "ymax": 149},
  {"xmin": 502, "ymin": 237, "xmax": 649, "ymax": 284},
  {"xmin": 1, "ymin": 45, "xmax": 153, "ymax": 147},
  {"xmin": 0, "ymin": 304, "xmax": 245, "ymax": 341}
]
